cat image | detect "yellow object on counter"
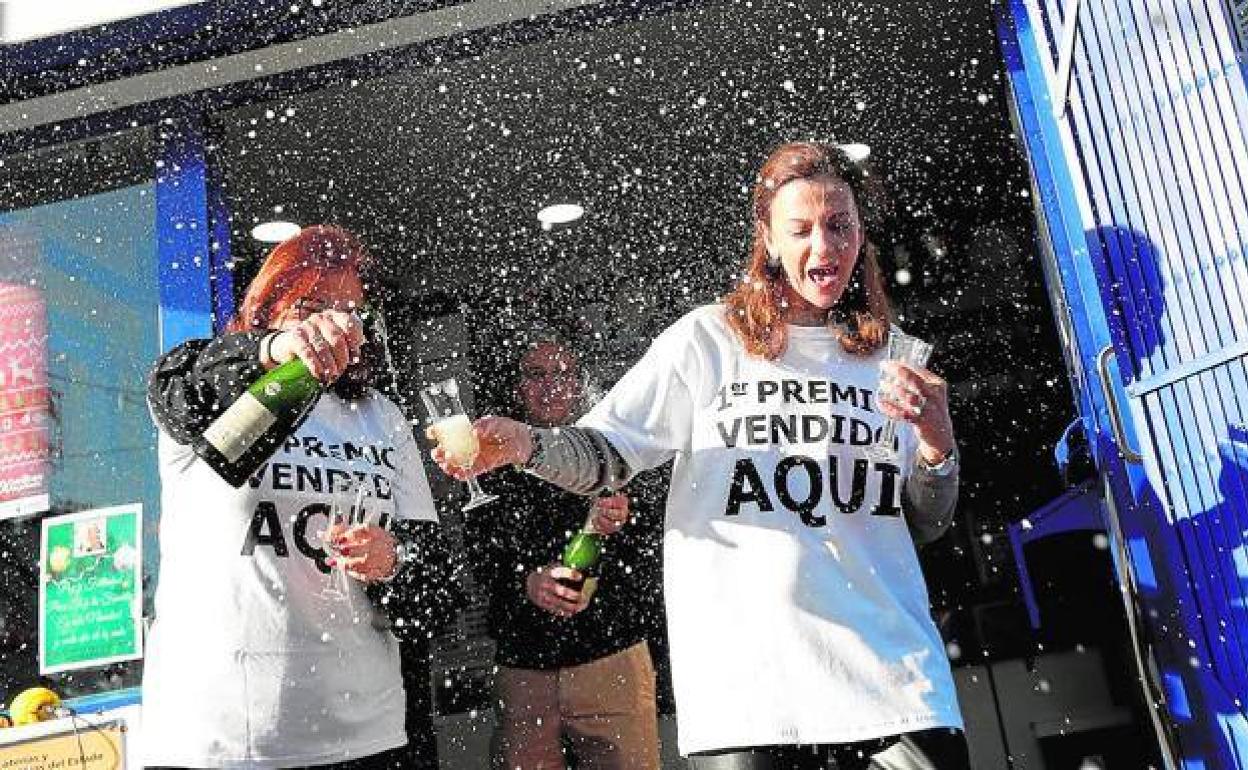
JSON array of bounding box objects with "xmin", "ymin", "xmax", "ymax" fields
[{"xmin": 7, "ymin": 687, "xmax": 61, "ymax": 725}]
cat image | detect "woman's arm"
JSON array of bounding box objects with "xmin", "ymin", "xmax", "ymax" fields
[
  {"xmin": 146, "ymin": 332, "xmax": 270, "ymax": 444},
  {"xmin": 901, "ymin": 452, "xmax": 959, "ymax": 545},
  {"xmin": 876, "ymin": 356, "xmax": 958, "ymax": 545},
  {"xmin": 366, "ymin": 517, "xmax": 469, "ymax": 642},
  {"xmin": 148, "ymin": 312, "xmax": 364, "ymax": 444},
  {"xmin": 440, "ymin": 316, "xmax": 698, "ymax": 488},
  {"xmin": 523, "ymin": 426, "xmax": 634, "ymax": 495},
  {"xmin": 438, "ymin": 417, "xmax": 637, "ymax": 496}
]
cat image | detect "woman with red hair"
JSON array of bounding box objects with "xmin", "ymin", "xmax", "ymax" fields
[
  {"xmin": 143, "ymin": 226, "xmax": 461, "ymax": 769},
  {"xmin": 436, "ymin": 143, "xmax": 967, "ymax": 768}
]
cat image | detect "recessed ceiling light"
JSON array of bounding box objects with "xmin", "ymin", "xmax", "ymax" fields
[
  {"xmin": 251, "ymin": 221, "xmax": 302, "ymax": 243},
  {"xmin": 839, "ymin": 143, "xmax": 871, "ymax": 163},
  {"xmin": 536, "ymin": 203, "xmax": 584, "ymax": 230}
]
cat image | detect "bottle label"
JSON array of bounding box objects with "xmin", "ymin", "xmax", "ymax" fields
[
  {"xmin": 203, "ymin": 393, "xmax": 278, "ymax": 463},
  {"xmin": 581, "ymin": 576, "xmax": 599, "ymax": 603}
]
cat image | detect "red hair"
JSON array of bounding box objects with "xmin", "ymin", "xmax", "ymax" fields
[
  {"xmin": 723, "ymin": 142, "xmax": 892, "ymax": 360},
  {"xmin": 226, "ymin": 225, "xmax": 371, "ymax": 333}
]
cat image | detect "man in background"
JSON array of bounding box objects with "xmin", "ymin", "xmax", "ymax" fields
[{"xmin": 465, "ymin": 337, "xmax": 665, "ymax": 769}]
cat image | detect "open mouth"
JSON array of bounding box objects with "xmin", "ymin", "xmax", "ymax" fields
[{"xmin": 807, "ymin": 266, "xmax": 840, "ymax": 288}]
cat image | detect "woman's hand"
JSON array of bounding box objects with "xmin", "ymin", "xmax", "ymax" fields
[
  {"xmin": 428, "ymin": 415, "xmax": 533, "ymax": 479},
  {"xmin": 525, "ymin": 563, "xmax": 591, "ymax": 618},
  {"xmin": 877, "ymin": 361, "xmax": 955, "ymax": 464},
  {"xmin": 268, "ymin": 310, "xmax": 366, "ymax": 383},
  {"xmin": 590, "ymin": 493, "xmax": 630, "ymax": 535},
  {"xmin": 327, "ymin": 523, "xmax": 398, "ymax": 583}
]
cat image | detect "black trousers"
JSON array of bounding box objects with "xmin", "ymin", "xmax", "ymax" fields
[{"xmin": 687, "ymin": 728, "xmax": 971, "ymax": 770}]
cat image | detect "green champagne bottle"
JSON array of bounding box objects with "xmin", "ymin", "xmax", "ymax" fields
[
  {"xmin": 194, "ymin": 355, "xmax": 324, "ymax": 487},
  {"xmin": 559, "ymin": 511, "xmax": 603, "ymax": 599}
]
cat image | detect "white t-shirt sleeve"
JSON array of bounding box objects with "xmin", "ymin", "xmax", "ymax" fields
[{"xmin": 578, "ymin": 316, "xmax": 701, "ymax": 471}]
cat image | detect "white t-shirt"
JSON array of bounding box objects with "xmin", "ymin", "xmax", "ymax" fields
[
  {"xmin": 142, "ymin": 390, "xmax": 437, "ymax": 769},
  {"xmin": 579, "ymin": 305, "xmax": 963, "ymax": 755}
]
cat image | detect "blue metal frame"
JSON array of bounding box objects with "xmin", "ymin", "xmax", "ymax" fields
[
  {"xmin": 998, "ymin": 0, "xmax": 1117, "ymax": 448},
  {"xmin": 1007, "ymin": 485, "xmax": 1101, "ymax": 629},
  {"xmin": 998, "ymin": 0, "xmax": 1248, "ymax": 765},
  {"xmin": 204, "ymin": 125, "xmax": 236, "ymax": 331},
  {"xmin": 154, "ymin": 111, "xmax": 232, "ymax": 348}
]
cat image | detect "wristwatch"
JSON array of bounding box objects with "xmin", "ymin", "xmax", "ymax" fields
[
  {"xmin": 379, "ymin": 543, "xmax": 408, "ymax": 583},
  {"xmin": 521, "ymin": 425, "xmax": 547, "ymax": 471},
  {"xmin": 918, "ymin": 446, "xmax": 958, "ymax": 477}
]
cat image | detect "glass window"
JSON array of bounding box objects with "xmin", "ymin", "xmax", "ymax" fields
[{"xmin": 0, "ymin": 127, "xmax": 161, "ymax": 697}]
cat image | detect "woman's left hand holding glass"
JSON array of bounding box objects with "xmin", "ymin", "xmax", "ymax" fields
[
  {"xmin": 877, "ymin": 361, "xmax": 955, "ymax": 464},
  {"xmin": 327, "ymin": 523, "xmax": 398, "ymax": 583}
]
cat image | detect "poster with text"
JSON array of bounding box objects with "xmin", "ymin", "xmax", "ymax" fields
[
  {"xmin": 0, "ymin": 281, "xmax": 50, "ymax": 521},
  {"xmin": 39, "ymin": 504, "xmax": 142, "ymax": 673},
  {"xmin": 0, "ymin": 719, "xmax": 125, "ymax": 770}
]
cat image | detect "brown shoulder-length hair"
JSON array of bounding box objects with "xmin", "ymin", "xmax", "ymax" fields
[
  {"xmin": 226, "ymin": 225, "xmax": 371, "ymax": 333},
  {"xmin": 723, "ymin": 141, "xmax": 892, "ymax": 359}
]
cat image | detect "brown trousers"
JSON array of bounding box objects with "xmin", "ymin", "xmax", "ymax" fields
[{"xmin": 491, "ymin": 641, "xmax": 661, "ymax": 770}]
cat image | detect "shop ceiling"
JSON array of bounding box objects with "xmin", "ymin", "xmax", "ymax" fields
[
  {"xmin": 205, "ymin": 0, "xmax": 1029, "ymax": 295},
  {"xmin": 0, "ymin": 0, "xmax": 1034, "ymax": 309}
]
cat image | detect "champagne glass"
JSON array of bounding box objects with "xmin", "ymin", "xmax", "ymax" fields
[
  {"xmin": 319, "ymin": 484, "xmax": 368, "ymax": 604},
  {"xmin": 420, "ymin": 377, "xmax": 498, "ymax": 511},
  {"xmin": 864, "ymin": 330, "xmax": 934, "ymax": 463}
]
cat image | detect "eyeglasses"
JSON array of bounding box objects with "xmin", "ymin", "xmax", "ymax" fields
[
  {"xmin": 520, "ymin": 365, "xmax": 576, "ymax": 381},
  {"xmin": 284, "ymin": 296, "xmax": 361, "ymax": 321}
]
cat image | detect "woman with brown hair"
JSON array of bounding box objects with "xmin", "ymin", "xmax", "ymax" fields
[
  {"xmin": 434, "ymin": 142, "xmax": 966, "ymax": 768},
  {"xmin": 143, "ymin": 225, "xmax": 461, "ymax": 769}
]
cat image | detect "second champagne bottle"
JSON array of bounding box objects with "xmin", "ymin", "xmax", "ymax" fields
[{"xmin": 559, "ymin": 509, "xmax": 604, "ymax": 602}]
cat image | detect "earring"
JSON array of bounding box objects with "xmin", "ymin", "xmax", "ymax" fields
[{"xmin": 765, "ymin": 251, "xmax": 781, "ymax": 272}]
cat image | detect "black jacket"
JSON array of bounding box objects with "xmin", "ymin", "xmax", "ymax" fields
[{"xmin": 464, "ymin": 465, "xmax": 666, "ymax": 669}]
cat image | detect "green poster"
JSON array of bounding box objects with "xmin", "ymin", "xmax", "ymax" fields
[{"xmin": 39, "ymin": 504, "xmax": 142, "ymax": 673}]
